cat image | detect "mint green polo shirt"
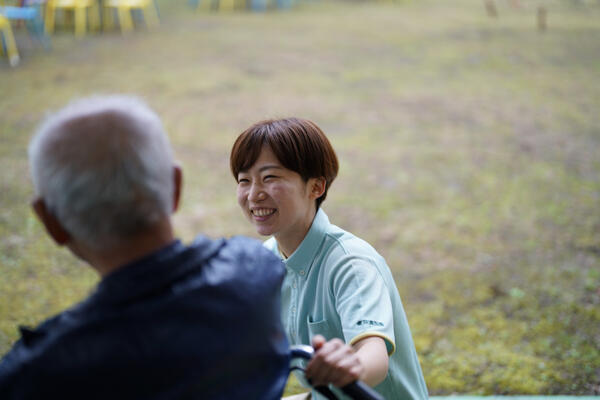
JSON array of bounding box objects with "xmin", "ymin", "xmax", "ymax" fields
[{"xmin": 265, "ymin": 209, "xmax": 428, "ymax": 400}]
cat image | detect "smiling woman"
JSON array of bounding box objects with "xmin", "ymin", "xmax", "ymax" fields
[
  {"xmin": 230, "ymin": 118, "xmax": 429, "ymax": 400},
  {"xmin": 231, "ymin": 118, "xmax": 338, "ymax": 257}
]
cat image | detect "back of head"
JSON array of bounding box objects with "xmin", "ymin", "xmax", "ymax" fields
[{"xmin": 29, "ymin": 95, "xmax": 174, "ymax": 251}]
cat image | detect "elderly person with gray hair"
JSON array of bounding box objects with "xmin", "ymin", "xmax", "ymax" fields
[{"xmin": 0, "ymin": 96, "xmax": 289, "ymax": 399}]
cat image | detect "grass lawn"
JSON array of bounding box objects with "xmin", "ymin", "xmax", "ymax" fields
[{"xmin": 1, "ymin": 0, "xmax": 599, "ymax": 395}]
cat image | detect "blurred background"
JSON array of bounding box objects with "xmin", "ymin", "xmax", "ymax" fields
[{"xmin": 1, "ymin": 0, "xmax": 599, "ymax": 395}]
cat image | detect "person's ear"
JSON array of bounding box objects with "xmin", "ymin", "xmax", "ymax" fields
[
  {"xmin": 31, "ymin": 198, "xmax": 70, "ymax": 246},
  {"xmin": 172, "ymin": 164, "xmax": 183, "ymax": 213},
  {"xmin": 309, "ymin": 177, "xmax": 326, "ymax": 200}
]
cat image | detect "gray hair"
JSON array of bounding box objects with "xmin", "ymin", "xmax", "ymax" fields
[{"xmin": 29, "ymin": 95, "xmax": 174, "ymax": 250}]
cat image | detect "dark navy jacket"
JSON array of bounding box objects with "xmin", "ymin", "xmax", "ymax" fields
[{"xmin": 0, "ymin": 236, "xmax": 289, "ymax": 399}]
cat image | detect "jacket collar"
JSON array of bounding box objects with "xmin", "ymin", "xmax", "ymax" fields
[{"xmin": 89, "ymin": 236, "xmax": 223, "ymax": 308}]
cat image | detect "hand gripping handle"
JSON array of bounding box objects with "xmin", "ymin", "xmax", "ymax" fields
[{"xmin": 289, "ymin": 345, "xmax": 385, "ymax": 400}]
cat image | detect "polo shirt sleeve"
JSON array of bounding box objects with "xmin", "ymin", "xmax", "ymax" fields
[{"xmin": 330, "ymin": 255, "xmax": 396, "ymax": 355}]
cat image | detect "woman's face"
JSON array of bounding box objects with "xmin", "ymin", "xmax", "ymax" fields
[{"xmin": 236, "ymin": 146, "xmax": 322, "ymax": 253}]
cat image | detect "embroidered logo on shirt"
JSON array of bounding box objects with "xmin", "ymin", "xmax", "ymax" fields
[{"xmin": 357, "ymin": 319, "xmax": 384, "ymax": 327}]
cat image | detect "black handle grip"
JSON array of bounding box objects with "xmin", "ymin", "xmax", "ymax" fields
[
  {"xmin": 341, "ymin": 380, "xmax": 385, "ymax": 400},
  {"xmin": 289, "ymin": 345, "xmax": 385, "ymax": 400}
]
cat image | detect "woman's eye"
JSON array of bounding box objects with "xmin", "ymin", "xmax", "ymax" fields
[
  {"xmin": 264, "ymin": 175, "xmax": 277, "ymax": 181},
  {"xmin": 238, "ymin": 178, "xmax": 250, "ymax": 184}
]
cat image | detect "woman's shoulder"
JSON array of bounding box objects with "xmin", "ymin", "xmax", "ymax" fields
[
  {"xmin": 321, "ymin": 224, "xmax": 386, "ymax": 271},
  {"xmin": 324, "ymin": 223, "xmax": 379, "ymax": 256}
]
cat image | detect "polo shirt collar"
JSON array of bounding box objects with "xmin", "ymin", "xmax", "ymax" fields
[{"xmin": 285, "ymin": 208, "xmax": 330, "ymax": 274}]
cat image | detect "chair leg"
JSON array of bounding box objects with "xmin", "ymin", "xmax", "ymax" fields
[
  {"xmin": 74, "ymin": 6, "xmax": 86, "ymax": 37},
  {"xmin": 45, "ymin": 3, "xmax": 55, "ymax": 34},
  {"xmin": 89, "ymin": 3, "xmax": 100, "ymax": 32},
  {"xmin": 0, "ymin": 19, "xmax": 5, "ymax": 56},
  {"xmin": 103, "ymin": 6, "xmax": 114, "ymax": 31},
  {"xmin": 142, "ymin": 3, "xmax": 159, "ymax": 28},
  {"xmin": 30, "ymin": 3, "xmax": 51, "ymax": 49},
  {"xmin": 220, "ymin": 0, "xmax": 235, "ymax": 11},
  {"xmin": 117, "ymin": 6, "xmax": 133, "ymax": 33},
  {"xmin": 1, "ymin": 22, "xmax": 20, "ymax": 66},
  {"xmin": 196, "ymin": 0, "xmax": 211, "ymax": 11}
]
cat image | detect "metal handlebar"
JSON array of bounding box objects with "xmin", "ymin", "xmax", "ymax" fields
[{"xmin": 289, "ymin": 345, "xmax": 385, "ymax": 400}]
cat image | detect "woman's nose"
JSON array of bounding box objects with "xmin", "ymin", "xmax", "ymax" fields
[{"xmin": 248, "ymin": 184, "xmax": 266, "ymax": 201}]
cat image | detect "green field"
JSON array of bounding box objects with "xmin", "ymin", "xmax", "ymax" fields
[{"xmin": 1, "ymin": 0, "xmax": 599, "ymax": 395}]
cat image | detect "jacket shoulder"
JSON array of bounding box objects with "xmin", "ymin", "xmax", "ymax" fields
[{"xmin": 219, "ymin": 236, "xmax": 285, "ymax": 280}]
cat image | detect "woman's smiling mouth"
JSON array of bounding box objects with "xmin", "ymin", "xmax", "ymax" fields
[{"xmin": 251, "ymin": 208, "xmax": 276, "ymax": 218}]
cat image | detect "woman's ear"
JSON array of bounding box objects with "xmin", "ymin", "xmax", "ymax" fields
[{"xmin": 309, "ymin": 177, "xmax": 327, "ymax": 200}]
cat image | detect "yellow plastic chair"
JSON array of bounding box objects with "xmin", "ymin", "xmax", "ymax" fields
[
  {"xmin": 103, "ymin": 0, "xmax": 158, "ymax": 34},
  {"xmin": 45, "ymin": 0, "xmax": 100, "ymax": 37},
  {"xmin": 194, "ymin": 0, "xmax": 242, "ymax": 12},
  {"xmin": 0, "ymin": 13, "xmax": 19, "ymax": 66}
]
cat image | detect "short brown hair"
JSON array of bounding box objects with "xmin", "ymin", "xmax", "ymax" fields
[{"xmin": 230, "ymin": 118, "xmax": 339, "ymax": 208}]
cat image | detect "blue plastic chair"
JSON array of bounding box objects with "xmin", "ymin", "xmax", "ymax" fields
[{"xmin": 0, "ymin": 2, "xmax": 50, "ymax": 52}]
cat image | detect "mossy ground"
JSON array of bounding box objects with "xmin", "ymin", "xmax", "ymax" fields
[{"xmin": 1, "ymin": 0, "xmax": 599, "ymax": 395}]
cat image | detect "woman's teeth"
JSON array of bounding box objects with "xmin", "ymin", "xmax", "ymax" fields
[{"xmin": 252, "ymin": 208, "xmax": 276, "ymax": 217}]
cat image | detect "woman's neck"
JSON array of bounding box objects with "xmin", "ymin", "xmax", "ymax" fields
[
  {"xmin": 276, "ymin": 230, "xmax": 307, "ymax": 259},
  {"xmin": 275, "ymin": 208, "xmax": 317, "ymax": 258}
]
